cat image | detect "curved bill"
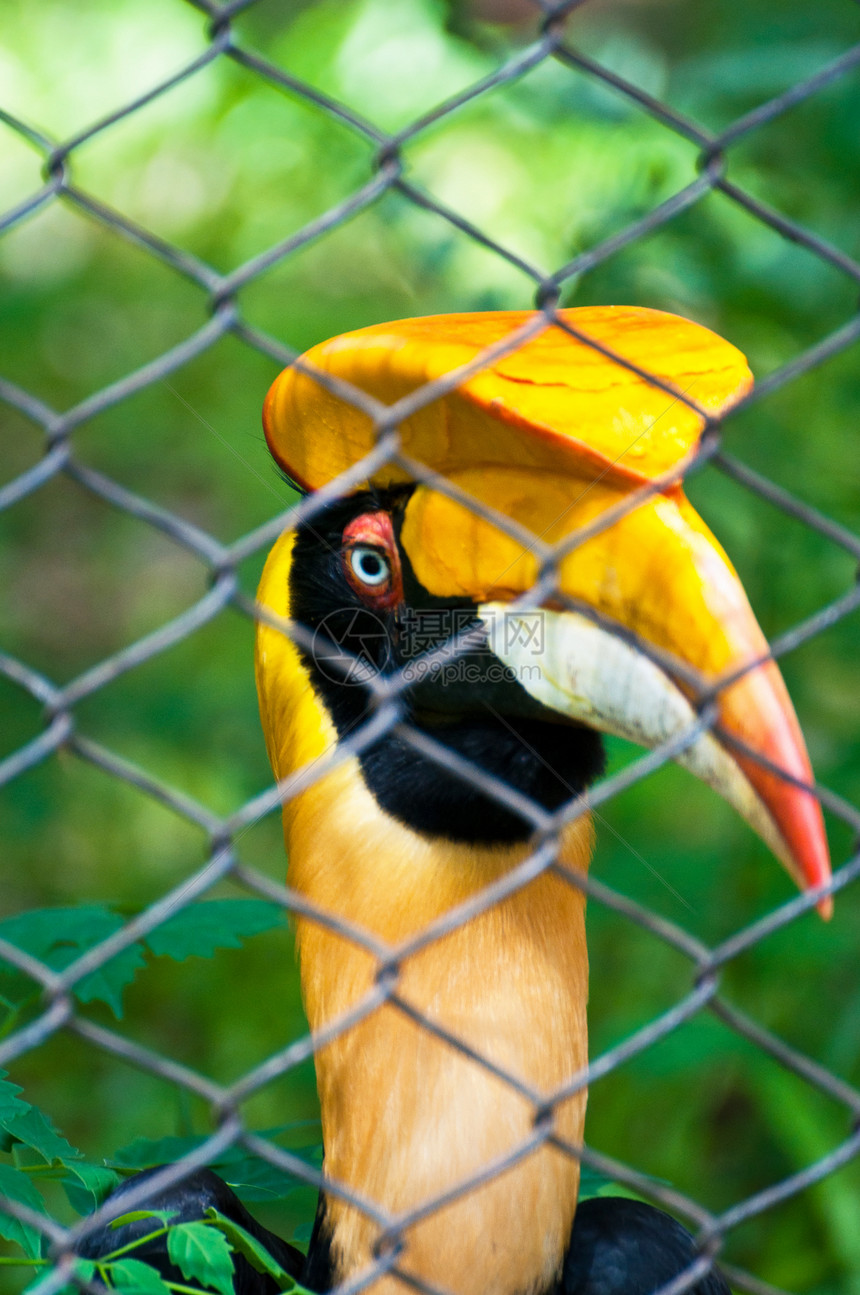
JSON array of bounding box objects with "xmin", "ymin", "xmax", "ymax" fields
[
  {"xmin": 401, "ymin": 476, "xmax": 832, "ymax": 917},
  {"xmin": 481, "ymin": 604, "xmax": 801, "ymax": 886}
]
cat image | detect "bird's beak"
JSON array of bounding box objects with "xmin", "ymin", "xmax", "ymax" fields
[
  {"xmin": 399, "ymin": 469, "xmax": 831, "ymax": 913},
  {"xmin": 263, "ymin": 307, "xmax": 831, "ymax": 911}
]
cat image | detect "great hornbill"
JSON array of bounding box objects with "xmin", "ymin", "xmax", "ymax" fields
[{"xmin": 83, "ymin": 308, "xmax": 830, "ymax": 1295}]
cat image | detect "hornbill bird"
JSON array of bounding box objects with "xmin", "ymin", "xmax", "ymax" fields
[{"xmin": 83, "ymin": 309, "xmax": 830, "ymax": 1295}]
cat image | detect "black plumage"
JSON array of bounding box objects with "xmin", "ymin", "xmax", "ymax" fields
[
  {"xmin": 289, "ymin": 490, "xmax": 605, "ymax": 844},
  {"xmin": 77, "ymin": 1167, "xmax": 304, "ymax": 1295},
  {"xmin": 79, "ymin": 1171, "xmax": 731, "ymax": 1295},
  {"xmin": 562, "ymin": 1197, "xmax": 730, "ymax": 1295}
]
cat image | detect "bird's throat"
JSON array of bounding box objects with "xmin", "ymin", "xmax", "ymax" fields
[{"xmin": 285, "ymin": 758, "xmax": 593, "ymax": 1295}]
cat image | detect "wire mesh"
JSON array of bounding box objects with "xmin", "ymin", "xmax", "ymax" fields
[{"xmin": 2, "ymin": 3, "xmax": 859, "ymax": 1294}]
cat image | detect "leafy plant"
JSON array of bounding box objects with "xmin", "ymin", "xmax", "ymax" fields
[
  {"xmin": 7, "ymin": 1203, "xmax": 313, "ymax": 1295},
  {"xmin": 69, "ymin": 1207, "xmax": 309, "ymax": 1295},
  {"xmin": 0, "ymin": 901, "xmax": 321, "ymax": 1292},
  {"xmin": 0, "ymin": 900, "xmax": 289, "ymax": 1029}
]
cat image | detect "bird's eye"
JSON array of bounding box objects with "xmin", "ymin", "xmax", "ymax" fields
[
  {"xmin": 348, "ymin": 546, "xmax": 390, "ymax": 589},
  {"xmin": 341, "ymin": 510, "xmax": 403, "ymax": 607}
]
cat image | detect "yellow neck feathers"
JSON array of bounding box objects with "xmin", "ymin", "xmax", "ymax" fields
[
  {"xmin": 256, "ymin": 531, "xmax": 593, "ymax": 1295},
  {"xmin": 291, "ymin": 763, "xmax": 591, "ymax": 1295}
]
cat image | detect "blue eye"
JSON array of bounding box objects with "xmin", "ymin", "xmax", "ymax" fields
[{"xmin": 349, "ymin": 546, "xmax": 390, "ymax": 588}]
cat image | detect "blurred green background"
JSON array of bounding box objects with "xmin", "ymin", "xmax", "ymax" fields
[{"xmin": 1, "ymin": 0, "xmax": 859, "ymax": 1290}]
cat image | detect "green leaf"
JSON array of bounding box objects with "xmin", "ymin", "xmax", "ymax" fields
[
  {"xmin": 0, "ymin": 1163, "xmax": 47, "ymax": 1259},
  {"xmin": 62, "ymin": 1161, "xmax": 121, "ymax": 1214},
  {"xmin": 0, "ymin": 1070, "xmax": 30, "ymax": 1123},
  {"xmin": 0, "ymin": 908, "xmax": 146, "ymax": 1019},
  {"xmin": 205, "ymin": 1208, "xmax": 294, "ymax": 1287},
  {"xmin": 75, "ymin": 953, "xmax": 147, "ymax": 1019},
  {"xmin": 108, "ymin": 1209, "xmax": 176, "ymax": 1229},
  {"xmin": 110, "ymin": 1135, "xmax": 305, "ymax": 1202},
  {"xmin": 106, "ymin": 1257, "xmax": 175, "ymax": 1294},
  {"xmin": 111, "ymin": 1133, "xmax": 211, "ymax": 1169},
  {"xmin": 144, "ymin": 900, "xmax": 285, "ymax": 961},
  {"xmin": 0, "ymin": 907, "xmax": 122, "ymax": 966},
  {"xmin": 577, "ymin": 1166, "xmax": 618, "ymax": 1199},
  {"xmin": 167, "ymin": 1221, "xmax": 235, "ymax": 1295},
  {"xmin": 219, "ymin": 1159, "xmax": 303, "ymax": 1203},
  {"xmin": 5, "ymin": 1105, "xmax": 81, "ymax": 1165}
]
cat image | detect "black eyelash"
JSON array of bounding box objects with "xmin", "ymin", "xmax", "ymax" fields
[{"xmin": 275, "ymin": 464, "xmax": 309, "ymax": 496}]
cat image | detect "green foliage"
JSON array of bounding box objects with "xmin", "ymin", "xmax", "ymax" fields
[
  {"xmin": 0, "ymin": 1067, "xmax": 121, "ymax": 1257},
  {"xmin": 62, "ymin": 1208, "xmax": 316, "ymax": 1295},
  {"xmin": 203, "ymin": 1209, "xmax": 295, "ymax": 1287},
  {"xmin": 0, "ymin": 1178, "xmax": 313, "ymax": 1295},
  {"xmin": 576, "ymin": 1167, "xmax": 619, "ymax": 1201},
  {"xmin": 0, "ymin": 902, "xmax": 285, "ymax": 1024},
  {"xmin": 0, "ymin": 909, "xmax": 145, "ymax": 1021},
  {"xmin": 62, "ymin": 1163, "xmax": 126, "ymax": 1219},
  {"xmin": 111, "ymin": 1129, "xmax": 321, "ymax": 1202},
  {"xmin": 166, "ymin": 1222, "xmax": 235, "ymax": 1295},
  {"xmin": 99, "ymin": 1257, "xmax": 175, "ymax": 1294},
  {"xmin": 144, "ymin": 902, "xmax": 287, "ymax": 962},
  {"xmin": 0, "ymin": 1067, "xmax": 317, "ymax": 1290},
  {"xmin": 0, "ymin": 1076, "xmax": 30, "ymax": 1128},
  {"xmin": 0, "ymin": 1163, "xmax": 46, "ymax": 1261},
  {"xmin": 0, "ymin": 903, "xmax": 314, "ymax": 1289}
]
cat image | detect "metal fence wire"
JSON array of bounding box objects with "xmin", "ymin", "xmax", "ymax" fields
[{"xmin": 2, "ymin": 3, "xmax": 860, "ymax": 1294}]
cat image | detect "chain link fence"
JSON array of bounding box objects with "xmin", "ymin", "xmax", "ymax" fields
[{"xmin": 2, "ymin": 3, "xmax": 860, "ymax": 1294}]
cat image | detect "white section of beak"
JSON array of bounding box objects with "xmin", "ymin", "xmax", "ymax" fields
[{"xmin": 479, "ymin": 602, "xmax": 795, "ymax": 874}]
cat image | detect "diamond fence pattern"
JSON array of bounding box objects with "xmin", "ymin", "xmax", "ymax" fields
[{"xmin": 1, "ymin": 4, "xmax": 860, "ymax": 1295}]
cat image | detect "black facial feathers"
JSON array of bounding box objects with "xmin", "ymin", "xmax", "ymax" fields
[{"xmin": 289, "ymin": 489, "xmax": 605, "ymax": 844}]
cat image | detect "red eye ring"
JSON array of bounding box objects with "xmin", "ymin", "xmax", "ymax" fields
[{"xmin": 342, "ymin": 511, "xmax": 403, "ymax": 609}]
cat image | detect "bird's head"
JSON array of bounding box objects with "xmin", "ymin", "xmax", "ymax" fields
[{"xmin": 255, "ymin": 307, "xmax": 830, "ymax": 918}]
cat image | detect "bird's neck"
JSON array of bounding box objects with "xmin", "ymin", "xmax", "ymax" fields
[{"xmin": 285, "ymin": 758, "xmax": 593, "ymax": 1295}]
